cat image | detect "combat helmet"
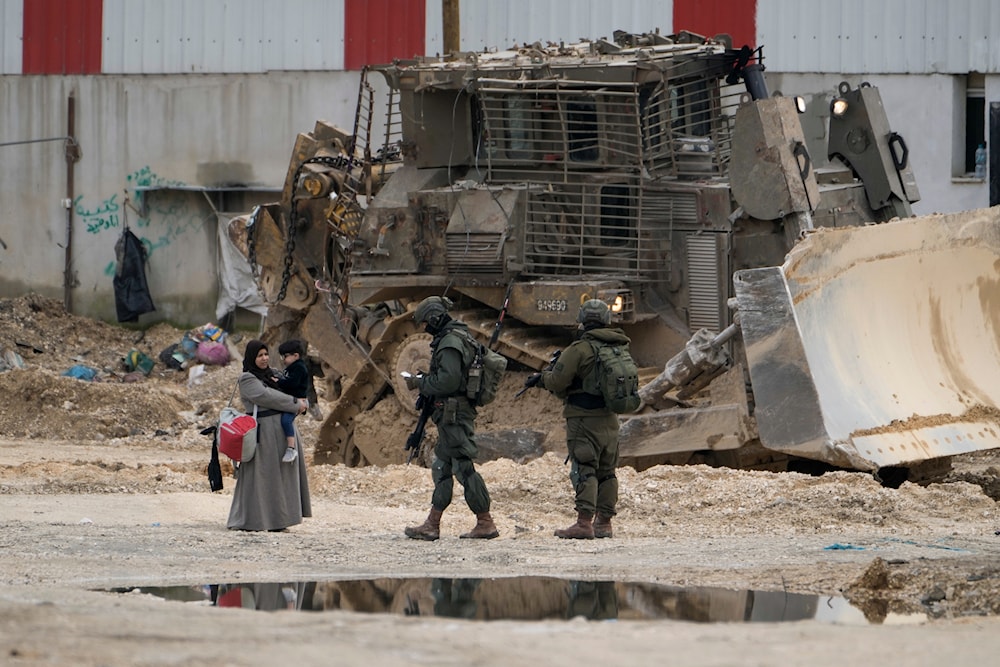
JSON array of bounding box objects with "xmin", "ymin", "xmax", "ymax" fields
[
  {"xmin": 577, "ymin": 298, "xmax": 611, "ymax": 327},
  {"xmin": 413, "ymin": 295, "xmax": 454, "ymax": 331}
]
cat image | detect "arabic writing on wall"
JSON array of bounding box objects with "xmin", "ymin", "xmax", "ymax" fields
[{"xmin": 73, "ymin": 167, "xmax": 212, "ymax": 276}]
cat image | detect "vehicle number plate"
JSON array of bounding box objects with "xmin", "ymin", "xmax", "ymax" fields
[{"xmin": 536, "ymin": 299, "xmax": 568, "ymax": 312}]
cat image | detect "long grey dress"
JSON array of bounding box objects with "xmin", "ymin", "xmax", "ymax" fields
[{"xmin": 226, "ymin": 372, "xmax": 312, "ymax": 531}]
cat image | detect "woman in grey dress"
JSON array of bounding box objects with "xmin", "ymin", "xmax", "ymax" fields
[{"xmin": 227, "ymin": 339, "xmax": 312, "ymax": 531}]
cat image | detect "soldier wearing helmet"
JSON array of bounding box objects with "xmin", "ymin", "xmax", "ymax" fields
[
  {"xmin": 403, "ymin": 295, "xmax": 500, "ymax": 541},
  {"xmin": 527, "ymin": 298, "xmax": 629, "ymax": 539}
]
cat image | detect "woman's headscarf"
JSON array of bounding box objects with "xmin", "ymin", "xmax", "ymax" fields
[{"xmin": 242, "ymin": 339, "xmax": 275, "ymax": 383}]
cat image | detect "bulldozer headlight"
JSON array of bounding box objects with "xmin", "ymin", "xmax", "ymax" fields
[
  {"xmin": 794, "ymin": 96, "xmax": 807, "ymax": 114},
  {"xmin": 830, "ymin": 97, "xmax": 849, "ymax": 116},
  {"xmin": 611, "ymin": 295, "xmax": 624, "ymax": 313}
]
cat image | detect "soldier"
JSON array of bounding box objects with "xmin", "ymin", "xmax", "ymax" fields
[
  {"xmin": 527, "ymin": 298, "xmax": 626, "ymax": 539},
  {"xmin": 403, "ymin": 296, "xmax": 500, "ymax": 541}
]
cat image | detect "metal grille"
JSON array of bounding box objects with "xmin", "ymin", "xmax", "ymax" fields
[
  {"xmin": 686, "ymin": 233, "xmax": 722, "ymax": 331},
  {"xmin": 446, "ymin": 232, "xmax": 504, "ymax": 275},
  {"xmin": 522, "ymin": 181, "xmax": 650, "ymax": 278},
  {"xmin": 639, "ymin": 187, "xmax": 699, "ymax": 226},
  {"xmin": 475, "ymin": 69, "xmax": 742, "ymax": 179},
  {"xmin": 477, "ymin": 80, "xmax": 643, "ymax": 169}
]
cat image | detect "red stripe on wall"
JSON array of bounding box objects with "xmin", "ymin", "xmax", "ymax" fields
[
  {"xmin": 23, "ymin": 0, "xmax": 103, "ymax": 74},
  {"xmin": 673, "ymin": 0, "xmax": 756, "ymax": 51},
  {"xmin": 345, "ymin": 0, "xmax": 427, "ymax": 71}
]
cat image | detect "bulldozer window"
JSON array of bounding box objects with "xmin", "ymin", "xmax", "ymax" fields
[
  {"xmin": 600, "ymin": 185, "xmax": 632, "ymax": 247},
  {"xmin": 670, "ymin": 79, "xmax": 714, "ymax": 138},
  {"xmin": 506, "ymin": 96, "xmax": 534, "ymax": 161},
  {"xmin": 639, "ymin": 84, "xmax": 671, "ymax": 159},
  {"xmin": 470, "ymin": 96, "xmax": 496, "ymax": 162},
  {"xmin": 567, "ymin": 100, "xmax": 599, "ymax": 162}
]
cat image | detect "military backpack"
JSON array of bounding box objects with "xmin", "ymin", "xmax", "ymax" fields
[
  {"xmin": 585, "ymin": 340, "xmax": 641, "ymax": 413},
  {"xmin": 459, "ymin": 332, "xmax": 507, "ymax": 406}
]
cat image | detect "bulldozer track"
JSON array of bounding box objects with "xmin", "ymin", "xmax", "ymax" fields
[
  {"xmin": 315, "ymin": 311, "xmax": 421, "ymax": 466},
  {"xmin": 312, "ymin": 307, "xmax": 568, "ymax": 467}
]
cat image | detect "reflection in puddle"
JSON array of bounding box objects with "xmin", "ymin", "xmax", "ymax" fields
[{"xmin": 108, "ymin": 577, "xmax": 925, "ymax": 625}]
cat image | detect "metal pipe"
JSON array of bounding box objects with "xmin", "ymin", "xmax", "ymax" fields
[
  {"xmin": 0, "ymin": 136, "xmax": 73, "ymax": 148},
  {"xmin": 442, "ymin": 0, "xmax": 460, "ymax": 55},
  {"xmin": 64, "ymin": 94, "xmax": 76, "ymax": 312}
]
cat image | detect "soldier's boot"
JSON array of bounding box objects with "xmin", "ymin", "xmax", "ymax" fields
[
  {"xmin": 405, "ymin": 507, "xmax": 443, "ymax": 541},
  {"xmin": 593, "ymin": 513, "xmax": 613, "ymax": 539},
  {"xmin": 555, "ymin": 511, "xmax": 595, "ymax": 539},
  {"xmin": 459, "ymin": 512, "xmax": 499, "ymax": 539}
]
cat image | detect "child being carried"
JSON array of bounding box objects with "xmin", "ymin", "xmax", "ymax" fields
[{"xmin": 275, "ymin": 339, "xmax": 310, "ymax": 463}]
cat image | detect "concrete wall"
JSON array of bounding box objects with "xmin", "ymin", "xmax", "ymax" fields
[{"xmin": 0, "ymin": 71, "xmax": 361, "ymax": 326}]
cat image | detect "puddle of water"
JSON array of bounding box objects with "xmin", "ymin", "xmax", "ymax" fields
[{"xmin": 106, "ymin": 576, "xmax": 926, "ymax": 625}]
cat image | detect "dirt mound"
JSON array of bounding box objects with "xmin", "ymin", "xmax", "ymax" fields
[
  {"xmin": 0, "ymin": 294, "xmax": 240, "ymax": 441},
  {"xmin": 0, "ymin": 368, "xmax": 191, "ymax": 439}
]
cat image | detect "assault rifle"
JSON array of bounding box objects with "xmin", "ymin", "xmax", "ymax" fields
[
  {"xmin": 404, "ymin": 393, "xmax": 434, "ymax": 464},
  {"xmin": 514, "ymin": 349, "xmax": 561, "ymax": 398}
]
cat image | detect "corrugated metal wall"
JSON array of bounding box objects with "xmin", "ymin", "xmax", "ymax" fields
[
  {"xmin": 759, "ymin": 0, "xmax": 1000, "ymax": 74},
  {"xmin": 6, "ymin": 0, "xmax": 1000, "ymax": 76},
  {"xmin": 345, "ymin": 0, "xmax": 426, "ymax": 69},
  {"xmin": 445, "ymin": 0, "xmax": 675, "ymax": 54},
  {"xmin": 102, "ymin": 0, "xmax": 347, "ymax": 73},
  {"xmin": 673, "ymin": 0, "xmax": 755, "ymax": 49},
  {"xmin": 0, "ymin": 0, "xmax": 22, "ymax": 74},
  {"xmin": 22, "ymin": 0, "xmax": 102, "ymax": 74}
]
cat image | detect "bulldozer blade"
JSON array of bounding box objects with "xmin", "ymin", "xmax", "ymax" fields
[{"xmin": 734, "ymin": 207, "xmax": 1000, "ymax": 472}]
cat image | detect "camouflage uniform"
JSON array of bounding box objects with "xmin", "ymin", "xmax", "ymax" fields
[
  {"xmin": 420, "ymin": 320, "xmax": 493, "ymax": 516},
  {"xmin": 405, "ymin": 296, "xmax": 499, "ymax": 540},
  {"xmin": 542, "ymin": 327, "xmax": 628, "ymax": 521}
]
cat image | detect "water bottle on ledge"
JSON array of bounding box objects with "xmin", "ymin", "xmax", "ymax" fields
[{"xmin": 975, "ymin": 143, "xmax": 987, "ymax": 179}]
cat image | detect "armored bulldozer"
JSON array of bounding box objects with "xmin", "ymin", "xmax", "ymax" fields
[{"xmin": 236, "ymin": 29, "xmax": 1000, "ymax": 483}]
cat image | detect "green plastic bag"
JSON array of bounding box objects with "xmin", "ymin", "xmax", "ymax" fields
[{"xmin": 123, "ymin": 348, "xmax": 155, "ymax": 376}]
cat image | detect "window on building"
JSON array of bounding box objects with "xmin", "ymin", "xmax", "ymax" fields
[{"xmin": 964, "ymin": 73, "xmax": 986, "ymax": 175}]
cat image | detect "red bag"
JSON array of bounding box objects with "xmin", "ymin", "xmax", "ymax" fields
[{"xmin": 218, "ymin": 405, "xmax": 258, "ymax": 462}]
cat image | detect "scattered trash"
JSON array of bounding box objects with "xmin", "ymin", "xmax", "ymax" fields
[
  {"xmin": 62, "ymin": 365, "xmax": 99, "ymax": 381},
  {"xmin": 158, "ymin": 343, "xmax": 185, "ymax": 370},
  {"xmin": 157, "ymin": 323, "xmax": 231, "ymax": 370},
  {"xmin": 195, "ymin": 341, "xmax": 230, "ymax": 366},
  {"xmin": 0, "ymin": 348, "xmax": 25, "ymax": 371},
  {"xmin": 79, "ymin": 518, "xmax": 93, "ymax": 525},
  {"xmin": 187, "ymin": 364, "xmax": 207, "ymax": 387},
  {"xmin": 123, "ymin": 348, "xmax": 155, "ymax": 375},
  {"xmin": 823, "ymin": 543, "xmax": 866, "ymax": 551},
  {"xmin": 14, "ymin": 340, "xmax": 43, "ymax": 354}
]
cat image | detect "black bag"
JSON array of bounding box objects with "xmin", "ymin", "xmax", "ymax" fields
[
  {"xmin": 202, "ymin": 425, "xmax": 224, "ymax": 492},
  {"xmin": 113, "ymin": 226, "xmax": 156, "ymax": 323},
  {"xmin": 158, "ymin": 343, "xmax": 184, "ymax": 370}
]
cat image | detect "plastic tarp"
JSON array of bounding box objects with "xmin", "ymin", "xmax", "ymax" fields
[{"xmin": 215, "ymin": 214, "xmax": 267, "ymax": 321}]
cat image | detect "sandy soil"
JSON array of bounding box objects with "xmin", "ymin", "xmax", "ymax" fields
[{"xmin": 1, "ymin": 294, "xmax": 1000, "ymax": 667}]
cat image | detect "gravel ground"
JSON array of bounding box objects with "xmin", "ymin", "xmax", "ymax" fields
[{"xmin": 1, "ymin": 294, "xmax": 999, "ymax": 666}]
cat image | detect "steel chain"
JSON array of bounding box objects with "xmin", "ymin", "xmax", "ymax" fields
[{"xmin": 273, "ymin": 155, "xmax": 354, "ymax": 304}]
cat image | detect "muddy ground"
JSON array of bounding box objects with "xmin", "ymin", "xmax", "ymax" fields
[{"xmin": 1, "ymin": 294, "xmax": 999, "ymax": 666}]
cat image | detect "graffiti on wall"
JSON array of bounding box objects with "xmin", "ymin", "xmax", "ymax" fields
[
  {"xmin": 72, "ymin": 166, "xmax": 213, "ymax": 276},
  {"xmin": 76, "ymin": 193, "xmax": 121, "ymax": 233}
]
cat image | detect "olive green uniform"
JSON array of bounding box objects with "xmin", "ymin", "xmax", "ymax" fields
[
  {"xmin": 542, "ymin": 327, "xmax": 629, "ymax": 518},
  {"xmin": 417, "ymin": 321, "xmax": 492, "ymax": 515}
]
